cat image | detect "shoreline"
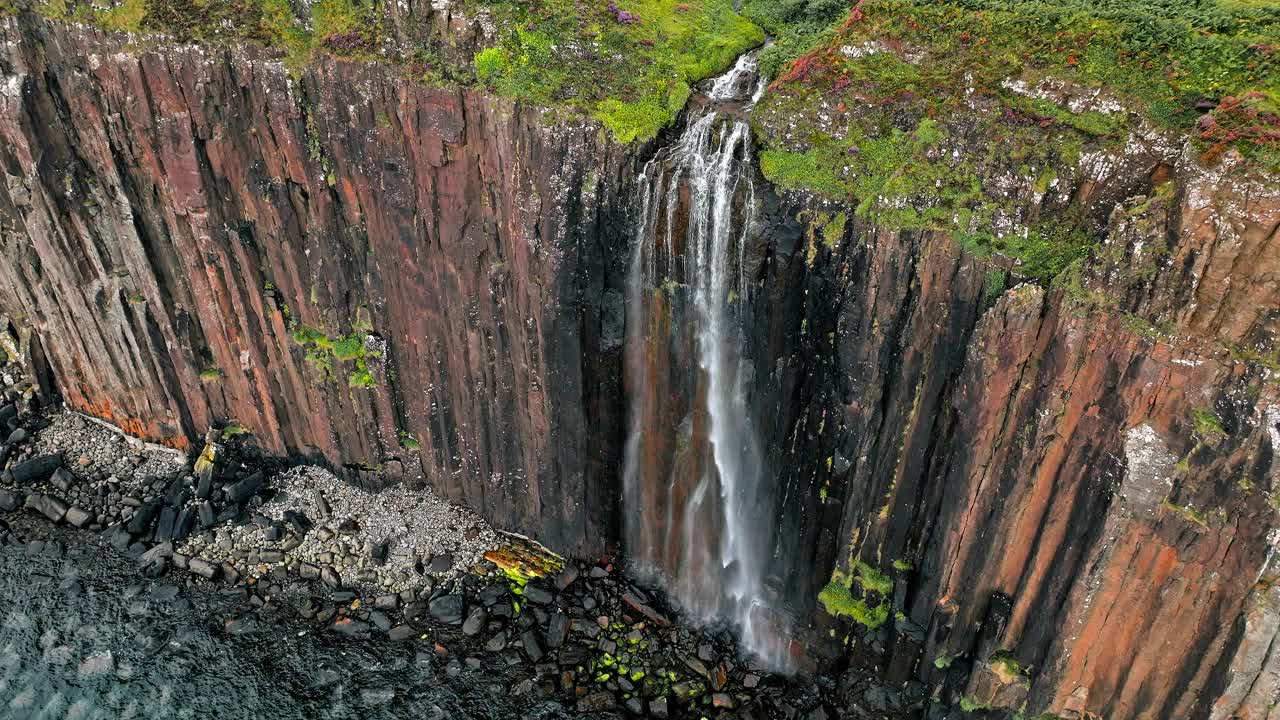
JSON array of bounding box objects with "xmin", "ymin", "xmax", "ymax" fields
[{"xmin": 0, "ymin": 370, "xmax": 921, "ymax": 718}]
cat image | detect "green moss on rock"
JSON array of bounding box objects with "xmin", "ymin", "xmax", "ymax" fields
[{"xmin": 818, "ymin": 580, "xmax": 890, "ymax": 629}]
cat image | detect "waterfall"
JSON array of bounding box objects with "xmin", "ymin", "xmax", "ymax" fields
[{"xmin": 622, "ymin": 52, "xmax": 790, "ymax": 669}]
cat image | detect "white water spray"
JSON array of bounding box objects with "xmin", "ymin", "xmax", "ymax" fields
[{"xmin": 622, "ymin": 52, "xmax": 789, "ymax": 669}]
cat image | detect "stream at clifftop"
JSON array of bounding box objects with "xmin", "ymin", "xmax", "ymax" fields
[{"xmin": 0, "ymin": 518, "xmax": 580, "ymax": 720}]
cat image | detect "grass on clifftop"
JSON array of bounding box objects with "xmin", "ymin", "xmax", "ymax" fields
[
  {"xmin": 751, "ymin": 0, "xmax": 1280, "ymax": 283},
  {"xmin": 467, "ymin": 0, "xmax": 764, "ymax": 142},
  {"xmin": 29, "ymin": 0, "xmax": 386, "ymax": 67},
  {"xmin": 18, "ymin": 0, "xmax": 763, "ymax": 143}
]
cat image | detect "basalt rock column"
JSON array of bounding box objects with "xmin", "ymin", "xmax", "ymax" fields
[
  {"xmin": 623, "ymin": 54, "xmax": 789, "ymax": 668},
  {"xmin": 0, "ymin": 16, "xmax": 632, "ymax": 556}
]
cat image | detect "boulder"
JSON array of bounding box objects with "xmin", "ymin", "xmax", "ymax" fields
[
  {"xmin": 11, "ymin": 455, "xmax": 60, "ymax": 484},
  {"xmin": 429, "ymin": 594, "xmax": 465, "ymax": 625},
  {"xmin": 226, "ymin": 472, "xmax": 263, "ymax": 503},
  {"xmin": 24, "ymin": 493, "xmax": 67, "ymax": 523}
]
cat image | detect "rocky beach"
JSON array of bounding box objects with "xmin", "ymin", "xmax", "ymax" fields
[{"xmin": 0, "ymin": 351, "xmax": 926, "ymax": 719}]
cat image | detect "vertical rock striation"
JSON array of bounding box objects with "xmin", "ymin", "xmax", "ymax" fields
[
  {"xmin": 0, "ymin": 15, "xmax": 632, "ymax": 555},
  {"xmin": 755, "ymin": 134, "xmax": 1279, "ymax": 717},
  {"xmin": 2, "ymin": 11, "xmax": 1279, "ymax": 719}
]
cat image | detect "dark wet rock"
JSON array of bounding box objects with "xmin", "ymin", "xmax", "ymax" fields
[
  {"xmin": 429, "ymin": 594, "xmax": 465, "ymax": 624},
  {"xmin": 625, "ymin": 697, "xmax": 644, "ymax": 715},
  {"xmin": 227, "ymin": 472, "xmax": 263, "ymax": 503},
  {"xmin": 11, "ymin": 455, "xmax": 60, "ymax": 484},
  {"xmin": 428, "ymin": 553, "xmax": 453, "ymax": 573},
  {"xmin": 388, "ymin": 624, "xmax": 417, "ymax": 642},
  {"xmin": 577, "ymin": 692, "xmax": 616, "ymax": 712},
  {"xmin": 523, "ymin": 584, "xmax": 554, "ymax": 605},
  {"xmin": 480, "ymin": 582, "xmax": 508, "ymax": 606},
  {"xmin": 259, "ymin": 550, "xmax": 284, "ymax": 563},
  {"xmin": 571, "ymin": 619, "xmax": 601, "ymax": 639},
  {"xmin": 462, "ymin": 606, "xmax": 487, "ymax": 636},
  {"xmin": 49, "ymin": 467, "xmax": 74, "ymax": 492},
  {"xmin": 672, "ymin": 681, "xmax": 698, "ymax": 703},
  {"xmin": 64, "ymin": 506, "xmax": 92, "ymax": 528},
  {"xmin": 25, "ymin": 493, "xmax": 68, "ymax": 523},
  {"xmin": 589, "ymin": 566, "xmax": 610, "ymax": 579},
  {"xmin": 187, "ymin": 558, "xmax": 219, "ymax": 580},
  {"xmin": 173, "ymin": 507, "xmax": 195, "ymax": 540},
  {"xmin": 155, "ymin": 506, "xmax": 176, "ymax": 542},
  {"xmin": 108, "ymin": 525, "xmax": 133, "ymax": 551},
  {"xmin": 521, "ymin": 629, "xmax": 545, "ymax": 662},
  {"xmin": 554, "ymin": 564, "xmax": 580, "ymax": 591},
  {"xmin": 546, "ymin": 612, "xmax": 568, "ymax": 649},
  {"xmin": 369, "ymin": 610, "xmax": 392, "ymax": 632},
  {"xmin": 332, "ymin": 618, "xmax": 371, "ymax": 636},
  {"xmin": 622, "ymin": 592, "xmax": 669, "ymax": 626},
  {"xmin": 126, "ymin": 503, "xmax": 156, "ymax": 535},
  {"xmin": 485, "ymin": 631, "xmax": 508, "ymax": 652},
  {"xmin": 195, "ymin": 473, "xmax": 213, "ymax": 500},
  {"xmin": 0, "ymin": 488, "xmax": 21, "ymax": 512},
  {"xmin": 320, "ymin": 567, "xmax": 342, "ymax": 589}
]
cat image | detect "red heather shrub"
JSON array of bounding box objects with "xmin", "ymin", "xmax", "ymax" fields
[{"xmin": 1198, "ymin": 92, "xmax": 1280, "ymax": 163}]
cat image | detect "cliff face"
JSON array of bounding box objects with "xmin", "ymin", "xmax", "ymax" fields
[
  {"xmin": 756, "ymin": 139, "xmax": 1279, "ymax": 718},
  {"xmin": 0, "ymin": 15, "xmax": 633, "ymax": 556},
  {"xmin": 3, "ymin": 10, "xmax": 1280, "ymax": 720}
]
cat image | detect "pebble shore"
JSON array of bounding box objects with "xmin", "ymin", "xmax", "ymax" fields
[{"xmin": 0, "ymin": 346, "xmax": 926, "ymax": 720}]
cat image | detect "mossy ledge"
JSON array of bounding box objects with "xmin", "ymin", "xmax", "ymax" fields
[
  {"xmin": 7, "ymin": 0, "xmax": 764, "ymax": 144},
  {"xmin": 751, "ymin": 0, "xmax": 1279, "ymax": 284}
]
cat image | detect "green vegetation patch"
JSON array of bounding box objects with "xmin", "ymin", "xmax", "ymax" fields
[
  {"xmin": 29, "ymin": 0, "xmax": 762, "ymax": 141},
  {"xmin": 989, "ymin": 649, "xmax": 1030, "ymax": 685},
  {"xmin": 1162, "ymin": 499, "xmax": 1209, "ymax": 528},
  {"xmin": 819, "ymin": 561, "xmax": 894, "ymax": 629},
  {"xmin": 34, "ymin": 0, "xmax": 396, "ymax": 67},
  {"xmin": 1191, "ymin": 406, "xmax": 1227, "ymax": 437},
  {"xmin": 466, "ymin": 0, "xmax": 764, "ymax": 143},
  {"xmin": 818, "ymin": 580, "xmax": 890, "ymax": 628},
  {"xmin": 291, "ymin": 324, "xmax": 380, "ymax": 388},
  {"xmin": 852, "ymin": 560, "xmax": 892, "ymax": 595},
  {"xmin": 752, "ymin": 0, "xmax": 1280, "ymax": 284}
]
